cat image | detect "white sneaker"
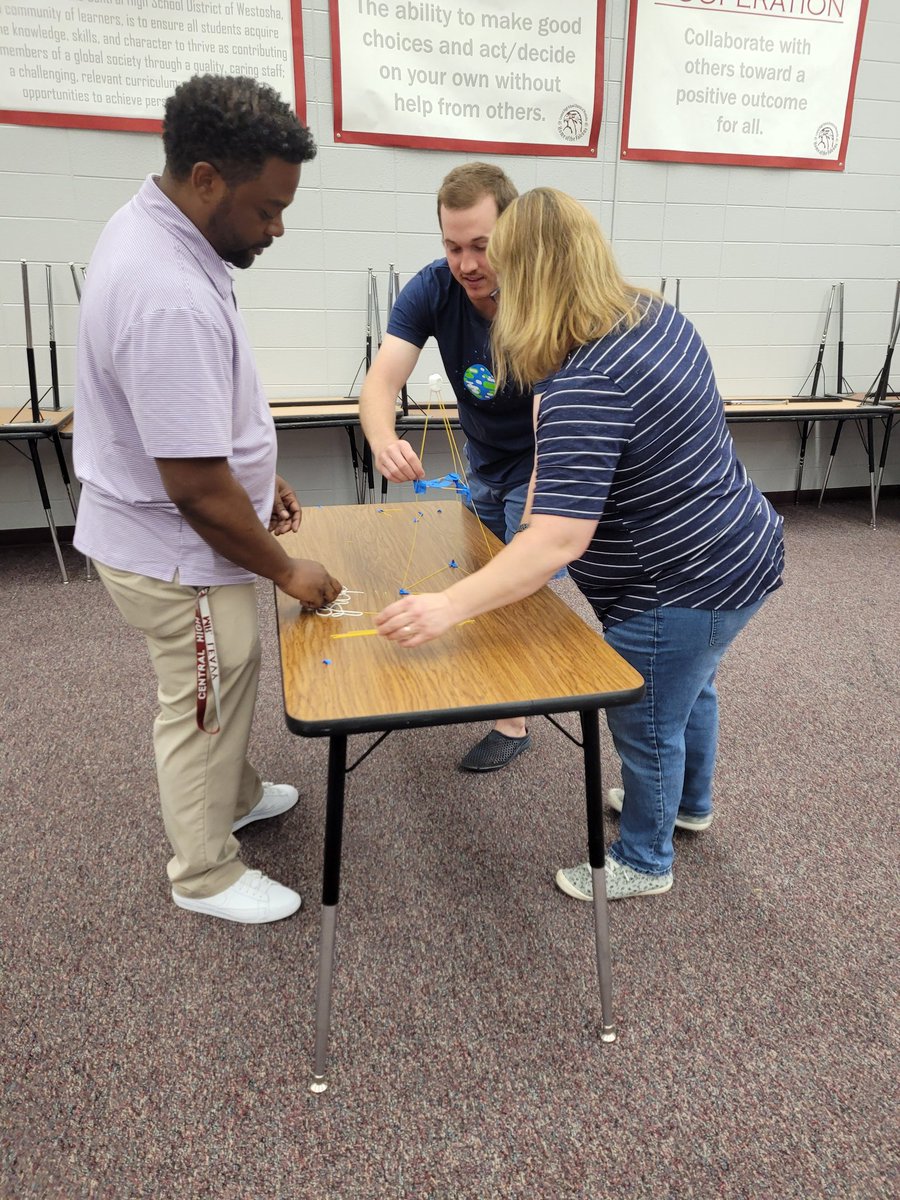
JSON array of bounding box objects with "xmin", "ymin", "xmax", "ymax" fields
[
  {"xmin": 606, "ymin": 787, "xmax": 714, "ymax": 832},
  {"xmin": 232, "ymin": 782, "xmax": 299, "ymax": 833},
  {"xmin": 173, "ymin": 869, "xmax": 301, "ymax": 924},
  {"xmin": 555, "ymin": 858, "xmax": 673, "ymax": 902}
]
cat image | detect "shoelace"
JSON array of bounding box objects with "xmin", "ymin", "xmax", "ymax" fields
[{"xmin": 237, "ymin": 870, "xmax": 271, "ymax": 896}]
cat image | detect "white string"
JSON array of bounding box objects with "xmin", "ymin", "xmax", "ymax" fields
[{"xmin": 316, "ymin": 588, "xmax": 365, "ymax": 618}]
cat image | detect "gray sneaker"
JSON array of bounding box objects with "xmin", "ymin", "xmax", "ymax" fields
[
  {"xmin": 555, "ymin": 857, "xmax": 673, "ymax": 902},
  {"xmin": 606, "ymin": 787, "xmax": 714, "ymax": 832}
]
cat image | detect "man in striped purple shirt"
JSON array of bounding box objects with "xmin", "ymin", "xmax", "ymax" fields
[{"xmin": 74, "ymin": 76, "xmax": 341, "ymax": 924}]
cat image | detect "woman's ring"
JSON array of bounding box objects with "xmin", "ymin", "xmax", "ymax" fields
[{"xmin": 403, "ymin": 624, "xmax": 413, "ymax": 635}]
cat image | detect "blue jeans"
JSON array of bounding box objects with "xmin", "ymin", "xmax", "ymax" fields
[
  {"xmin": 463, "ymin": 468, "xmax": 529, "ymax": 543},
  {"xmin": 603, "ymin": 600, "xmax": 766, "ymax": 876},
  {"xmin": 464, "ymin": 464, "xmax": 567, "ymax": 579}
]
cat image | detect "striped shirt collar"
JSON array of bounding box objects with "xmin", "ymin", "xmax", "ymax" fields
[{"xmin": 136, "ymin": 174, "xmax": 234, "ymax": 303}]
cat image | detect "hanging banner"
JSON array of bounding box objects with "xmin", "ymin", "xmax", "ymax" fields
[
  {"xmin": 621, "ymin": 0, "xmax": 869, "ymax": 170},
  {"xmin": 330, "ymin": 0, "xmax": 604, "ymax": 157},
  {"xmin": 0, "ymin": 0, "xmax": 306, "ymax": 132}
]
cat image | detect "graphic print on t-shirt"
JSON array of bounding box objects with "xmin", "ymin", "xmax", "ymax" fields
[{"xmin": 463, "ymin": 363, "xmax": 496, "ymax": 403}]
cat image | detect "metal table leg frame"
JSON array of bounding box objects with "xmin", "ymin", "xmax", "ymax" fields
[
  {"xmin": 361, "ymin": 439, "xmax": 375, "ymax": 505},
  {"xmin": 860, "ymin": 419, "xmax": 877, "ymax": 529},
  {"xmin": 50, "ymin": 429, "xmax": 92, "ymax": 579},
  {"xmin": 27, "ymin": 438, "xmax": 69, "ymax": 583},
  {"xmin": 875, "ymin": 413, "xmax": 896, "ymax": 510},
  {"xmin": 49, "ymin": 430, "xmax": 78, "ymax": 522},
  {"xmin": 818, "ymin": 416, "xmax": 881, "ymax": 527},
  {"xmin": 817, "ymin": 423, "xmax": 843, "ymax": 508},
  {"xmin": 310, "ymin": 733, "xmax": 348, "ymax": 1094},
  {"xmin": 794, "ymin": 420, "xmax": 812, "ymax": 504},
  {"xmin": 579, "ymin": 709, "xmax": 617, "ymax": 1043},
  {"xmin": 342, "ymin": 426, "xmax": 364, "ymax": 504}
]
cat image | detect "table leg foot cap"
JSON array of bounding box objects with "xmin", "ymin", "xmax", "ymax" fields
[
  {"xmin": 600, "ymin": 1025, "xmax": 618, "ymax": 1044},
  {"xmin": 309, "ymin": 1075, "xmax": 329, "ymax": 1094}
]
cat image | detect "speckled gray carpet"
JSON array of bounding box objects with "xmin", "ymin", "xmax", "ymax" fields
[{"xmin": 2, "ymin": 497, "xmax": 898, "ymax": 1199}]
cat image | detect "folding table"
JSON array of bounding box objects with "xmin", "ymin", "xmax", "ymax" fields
[
  {"xmin": 0, "ymin": 406, "xmax": 77, "ymax": 582},
  {"xmin": 274, "ymin": 502, "xmax": 644, "ymax": 1092},
  {"xmin": 723, "ymin": 397, "xmax": 895, "ymax": 527}
]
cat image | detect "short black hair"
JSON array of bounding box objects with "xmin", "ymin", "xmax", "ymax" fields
[{"xmin": 163, "ymin": 75, "xmax": 316, "ymax": 184}]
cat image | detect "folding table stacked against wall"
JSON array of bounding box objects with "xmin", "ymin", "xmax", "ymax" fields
[{"xmin": 1, "ymin": 262, "xmax": 86, "ymax": 582}]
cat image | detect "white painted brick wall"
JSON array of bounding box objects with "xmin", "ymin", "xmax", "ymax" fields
[{"xmin": 1, "ymin": 0, "xmax": 898, "ymax": 530}]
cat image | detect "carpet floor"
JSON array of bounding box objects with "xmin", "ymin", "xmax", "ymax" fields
[{"xmin": 1, "ymin": 496, "xmax": 897, "ymax": 1199}]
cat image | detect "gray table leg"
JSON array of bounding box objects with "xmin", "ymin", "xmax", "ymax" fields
[
  {"xmin": 795, "ymin": 421, "xmax": 812, "ymax": 503},
  {"xmin": 310, "ymin": 905, "xmax": 338, "ymax": 1093},
  {"xmin": 51, "ymin": 429, "xmax": 92, "ymax": 579},
  {"xmin": 309, "ymin": 733, "xmax": 348, "ymax": 1094},
  {"xmin": 862, "ymin": 418, "xmax": 877, "ymax": 529},
  {"xmin": 875, "ymin": 412, "xmax": 897, "ymax": 510},
  {"xmin": 817, "ymin": 422, "xmax": 843, "ymax": 507},
  {"xmin": 27, "ymin": 438, "xmax": 69, "ymax": 584},
  {"xmin": 579, "ymin": 709, "xmax": 616, "ymax": 1043}
]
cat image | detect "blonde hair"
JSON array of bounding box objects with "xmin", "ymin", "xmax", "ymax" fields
[
  {"xmin": 436, "ymin": 162, "xmax": 517, "ymax": 225},
  {"xmin": 488, "ymin": 188, "xmax": 650, "ymax": 389}
]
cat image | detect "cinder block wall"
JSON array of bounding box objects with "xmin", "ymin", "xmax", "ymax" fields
[{"xmin": 1, "ymin": 0, "xmax": 897, "ymax": 528}]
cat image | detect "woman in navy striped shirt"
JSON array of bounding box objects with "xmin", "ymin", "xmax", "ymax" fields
[{"xmin": 376, "ymin": 188, "xmax": 783, "ymax": 901}]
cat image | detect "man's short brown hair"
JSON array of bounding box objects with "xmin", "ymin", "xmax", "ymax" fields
[{"xmin": 436, "ymin": 162, "xmax": 518, "ymax": 225}]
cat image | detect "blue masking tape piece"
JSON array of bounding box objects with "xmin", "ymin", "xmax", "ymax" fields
[
  {"xmin": 322, "ymin": 659, "xmax": 331, "ymax": 665},
  {"xmin": 414, "ymin": 473, "xmax": 470, "ymax": 500},
  {"xmin": 399, "ymin": 588, "xmax": 410, "ymax": 595},
  {"xmin": 449, "ymin": 560, "xmax": 458, "ymax": 568}
]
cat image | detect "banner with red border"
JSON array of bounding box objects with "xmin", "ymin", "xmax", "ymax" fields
[
  {"xmin": 621, "ymin": 0, "xmax": 869, "ymax": 171},
  {"xmin": 0, "ymin": 0, "xmax": 306, "ymax": 133},
  {"xmin": 330, "ymin": 0, "xmax": 604, "ymax": 157}
]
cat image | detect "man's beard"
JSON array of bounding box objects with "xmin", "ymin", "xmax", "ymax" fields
[
  {"xmin": 224, "ymin": 246, "xmax": 255, "ymax": 270},
  {"xmin": 208, "ymin": 198, "xmax": 269, "ymax": 269}
]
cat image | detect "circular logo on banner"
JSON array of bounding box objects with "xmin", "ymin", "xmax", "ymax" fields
[
  {"xmin": 463, "ymin": 364, "xmax": 497, "ymax": 403},
  {"xmin": 814, "ymin": 123, "xmax": 839, "ymax": 156},
  {"xmin": 558, "ymin": 105, "xmax": 588, "ymax": 143}
]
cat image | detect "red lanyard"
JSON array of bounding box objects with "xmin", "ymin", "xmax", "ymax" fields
[{"xmin": 194, "ymin": 587, "xmax": 220, "ymax": 734}]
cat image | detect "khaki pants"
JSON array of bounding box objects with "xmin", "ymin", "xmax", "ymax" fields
[{"xmin": 96, "ymin": 562, "xmax": 264, "ymax": 897}]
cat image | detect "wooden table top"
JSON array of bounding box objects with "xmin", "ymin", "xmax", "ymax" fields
[
  {"xmin": 269, "ymin": 399, "xmax": 359, "ymax": 420},
  {"xmin": 0, "ymin": 406, "xmax": 73, "ymax": 430},
  {"xmin": 398, "ymin": 403, "xmax": 460, "ymax": 426},
  {"xmin": 275, "ymin": 502, "xmax": 643, "ymax": 736},
  {"xmin": 722, "ymin": 396, "xmax": 889, "ymax": 416},
  {"xmin": 267, "ymin": 395, "xmax": 889, "ymax": 433},
  {"xmin": 269, "ymin": 398, "xmax": 459, "ymax": 426}
]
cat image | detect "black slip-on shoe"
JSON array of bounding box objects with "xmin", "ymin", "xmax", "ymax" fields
[{"xmin": 458, "ymin": 730, "xmax": 531, "ymax": 772}]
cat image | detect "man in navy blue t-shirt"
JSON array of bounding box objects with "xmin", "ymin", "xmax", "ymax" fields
[{"xmin": 360, "ymin": 162, "xmax": 533, "ymax": 772}]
